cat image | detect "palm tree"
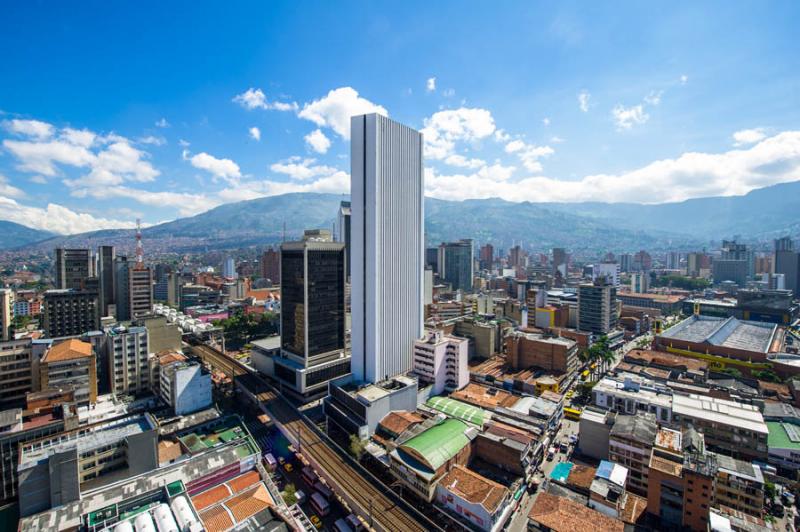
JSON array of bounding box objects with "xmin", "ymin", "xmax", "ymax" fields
[{"xmin": 586, "ymin": 335, "xmax": 614, "ymax": 379}]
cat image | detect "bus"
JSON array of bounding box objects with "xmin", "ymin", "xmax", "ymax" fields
[
  {"xmin": 564, "ymin": 407, "xmax": 582, "ymax": 421},
  {"xmin": 313, "ymin": 481, "xmax": 333, "ymax": 501},
  {"xmin": 301, "ymin": 466, "xmax": 318, "ymax": 486},
  {"xmin": 310, "ymin": 492, "xmax": 330, "ymax": 516}
]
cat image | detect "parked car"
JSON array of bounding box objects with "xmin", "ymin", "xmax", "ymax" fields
[
  {"xmin": 284, "ymin": 463, "xmax": 294, "ymax": 473},
  {"xmin": 310, "ymin": 515, "xmax": 323, "ymax": 529}
]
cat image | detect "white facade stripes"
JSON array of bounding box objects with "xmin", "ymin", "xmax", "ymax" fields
[
  {"xmin": 351, "ymin": 113, "xmax": 424, "ymax": 384},
  {"xmin": 413, "ymin": 331, "xmax": 470, "ymax": 395}
]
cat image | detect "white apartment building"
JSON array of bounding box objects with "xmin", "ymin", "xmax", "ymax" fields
[
  {"xmin": 0, "ymin": 289, "xmax": 12, "ymax": 342},
  {"xmin": 159, "ymin": 358, "xmax": 211, "ymax": 415},
  {"xmin": 413, "ymin": 331, "xmax": 469, "ymax": 395},
  {"xmin": 103, "ymin": 325, "xmax": 152, "ymax": 396}
]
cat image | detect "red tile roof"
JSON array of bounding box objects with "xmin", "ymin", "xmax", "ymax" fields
[
  {"xmin": 42, "ymin": 339, "xmax": 92, "ymax": 363},
  {"xmin": 199, "ymin": 505, "xmax": 234, "ymax": 532},
  {"xmin": 224, "ymin": 483, "xmax": 272, "ymax": 522},
  {"xmin": 529, "ymin": 492, "xmax": 625, "ymax": 532},
  {"xmin": 192, "ymin": 484, "xmax": 232, "ymax": 511}
]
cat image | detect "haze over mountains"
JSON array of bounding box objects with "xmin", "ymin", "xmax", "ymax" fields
[{"xmin": 5, "ymin": 180, "xmax": 800, "ymax": 252}]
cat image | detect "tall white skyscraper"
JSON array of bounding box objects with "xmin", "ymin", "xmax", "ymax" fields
[{"xmin": 350, "ymin": 113, "xmax": 424, "ymax": 383}]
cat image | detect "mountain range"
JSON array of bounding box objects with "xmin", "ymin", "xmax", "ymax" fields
[
  {"xmin": 0, "ymin": 221, "xmax": 55, "ymax": 250},
  {"xmin": 5, "ymin": 180, "xmax": 800, "ymax": 253}
]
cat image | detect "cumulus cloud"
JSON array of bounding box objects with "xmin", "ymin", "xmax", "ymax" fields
[
  {"xmin": 612, "ymin": 104, "xmax": 649, "ymax": 130},
  {"xmin": 2, "ymin": 118, "xmax": 55, "ymax": 139},
  {"xmin": 578, "ymin": 91, "xmax": 591, "ymax": 112},
  {"xmin": 0, "ymin": 196, "xmax": 137, "ymax": 234},
  {"xmin": 680, "ymin": 74, "xmax": 689, "ymax": 85},
  {"xmin": 155, "ymin": 118, "xmax": 170, "ymax": 128},
  {"xmin": 504, "ymin": 139, "xmax": 554, "ymax": 172},
  {"xmin": 426, "ymin": 77, "xmax": 436, "ymax": 92},
  {"xmin": 644, "ymin": 90, "xmax": 663, "ymax": 106},
  {"xmin": 138, "ymin": 135, "xmax": 166, "ymax": 146},
  {"xmin": 298, "ymin": 87, "xmax": 387, "ymax": 139},
  {"xmin": 269, "ymin": 157, "xmax": 341, "ymax": 181},
  {"xmin": 183, "ymin": 150, "xmax": 241, "ymax": 183},
  {"xmin": 425, "ymin": 131, "xmax": 800, "ymax": 204},
  {"xmin": 233, "ymin": 88, "xmax": 298, "ymax": 112},
  {"xmin": 444, "ymin": 154, "xmax": 486, "ymax": 169},
  {"xmin": 0, "ymin": 175, "xmax": 24, "ymax": 198},
  {"xmin": 3, "ymin": 119, "xmax": 160, "ymax": 189},
  {"xmin": 304, "ymin": 129, "xmax": 331, "ymax": 154},
  {"xmin": 421, "ymin": 107, "xmax": 496, "ymax": 160},
  {"xmin": 249, "ymin": 127, "xmax": 261, "ymax": 141},
  {"xmin": 733, "ymin": 128, "xmax": 766, "ymax": 146},
  {"xmin": 71, "ymin": 186, "xmax": 217, "ymax": 217}
]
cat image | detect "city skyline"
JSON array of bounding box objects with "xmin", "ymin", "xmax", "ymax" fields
[{"xmin": 1, "ymin": 2, "xmax": 799, "ymax": 235}]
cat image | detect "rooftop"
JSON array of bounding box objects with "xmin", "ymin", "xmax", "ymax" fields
[
  {"xmin": 426, "ymin": 396, "xmax": 487, "ymax": 427},
  {"xmin": 565, "ymin": 464, "xmax": 597, "ymax": 491},
  {"xmin": 671, "ymin": 394, "xmax": 768, "ymax": 434},
  {"xmin": 378, "ymin": 410, "xmax": 424, "ymax": 437},
  {"xmin": 610, "ymin": 413, "xmax": 657, "ymax": 444},
  {"xmin": 715, "ymin": 454, "xmax": 764, "ymax": 483},
  {"xmin": 659, "ymin": 315, "xmax": 777, "ymax": 353},
  {"xmin": 528, "ymin": 491, "xmax": 624, "ymax": 532},
  {"xmin": 398, "ymin": 418, "xmax": 472, "ymax": 471},
  {"xmin": 438, "ymin": 464, "xmax": 508, "ymax": 514},
  {"xmin": 625, "ymin": 349, "xmax": 708, "ymax": 372},
  {"xmin": 42, "ymin": 338, "xmax": 93, "ymax": 363},
  {"xmin": 654, "ymin": 428, "xmax": 682, "ymax": 453},
  {"xmin": 450, "ymin": 382, "xmax": 519, "ymax": 410},
  {"xmin": 767, "ymin": 421, "xmax": 800, "ymax": 450}
]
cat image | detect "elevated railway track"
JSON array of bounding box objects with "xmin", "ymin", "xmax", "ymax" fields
[{"xmin": 190, "ymin": 343, "xmax": 435, "ymax": 532}]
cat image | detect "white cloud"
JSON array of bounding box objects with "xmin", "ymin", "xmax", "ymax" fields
[
  {"xmin": 304, "ymin": 129, "xmax": 331, "ymax": 154},
  {"xmin": 69, "ymin": 141, "xmax": 159, "ymax": 186},
  {"xmin": 71, "ymin": 186, "xmax": 217, "ymax": 217},
  {"xmin": 504, "ymin": 139, "xmax": 554, "ymax": 172},
  {"xmin": 612, "ymin": 104, "xmax": 649, "ymax": 130},
  {"xmin": 733, "ymin": 127, "xmax": 767, "ymax": 146},
  {"xmin": 29, "ymin": 175, "xmax": 47, "ymax": 184},
  {"xmin": 427, "ymin": 77, "xmax": 436, "ymax": 92},
  {"xmin": 3, "ymin": 138, "xmax": 96, "ymax": 176},
  {"xmin": 550, "ymin": 136, "xmax": 565, "ymax": 143},
  {"xmin": 644, "ymin": 90, "xmax": 663, "ymax": 106},
  {"xmin": 61, "ymin": 128, "xmax": 96, "ymax": 147},
  {"xmin": 298, "ymin": 87, "xmax": 387, "ymax": 139},
  {"xmin": 680, "ymin": 74, "xmax": 689, "ymax": 85},
  {"xmin": 155, "ymin": 118, "xmax": 170, "ymax": 128},
  {"xmin": 578, "ymin": 91, "xmax": 591, "ymax": 112},
  {"xmin": 232, "ymin": 88, "xmax": 298, "ymax": 112},
  {"xmin": 542, "ymin": 117, "xmax": 551, "ymax": 126},
  {"xmin": 421, "ymin": 107, "xmax": 496, "ymax": 160},
  {"xmin": 2, "ymin": 118, "xmax": 55, "ymax": 139},
  {"xmin": 249, "ymin": 127, "xmax": 261, "ymax": 141},
  {"xmin": 179, "ymin": 139, "xmax": 191, "ymax": 147},
  {"xmin": 185, "ymin": 151, "xmax": 241, "ymax": 183},
  {"xmin": 269, "ymin": 157, "xmax": 341, "ymax": 181},
  {"xmin": 424, "ymin": 131, "xmax": 800, "ymax": 204},
  {"xmin": 444, "ymin": 154, "xmax": 486, "ymax": 169},
  {"xmin": 0, "ymin": 196, "xmax": 137, "ymax": 234},
  {"xmin": 138, "ymin": 135, "xmax": 166, "ymax": 146},
  {"xmin": 0, "ymin": 175, "xmax": 24, "ymax": 198},
  {"xmin": 442, "ymin": 88, "xmax": 455, "ymax": 97},
  {"xmin": 493, "ymin": 129, "xmax": 511, "ymax": 142}
]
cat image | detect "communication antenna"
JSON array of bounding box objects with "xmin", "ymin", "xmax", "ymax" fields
[{"xmin": 135, "ymin": 218, "xmax": 144, "ymax": 270}]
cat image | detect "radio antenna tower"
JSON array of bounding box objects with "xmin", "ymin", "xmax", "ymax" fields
[{"xmin": 135, "ymin": 218, "xmax": 145, "ymax": 270}]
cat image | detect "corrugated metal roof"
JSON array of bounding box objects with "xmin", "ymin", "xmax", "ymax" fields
[{"xmin": 399, "ymin": 418, "xmax": 471, "ymax": 471}]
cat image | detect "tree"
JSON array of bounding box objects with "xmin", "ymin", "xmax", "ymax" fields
[
  {"xmin": 719, "ymin": 367, "xmax": 743, "ymax": 379},
  {"xmin": 765, "ymin": 481, "xmax": 776, "ymax": 500},
  {"xmin": 753, "ymin": 369, "xmax": 781, "ymax": 383},
  {"xmin": 586, "ymin": 335, "xmax": 614, "ymax": 379},
  {"xmin": 282, "ymin": 482, "xmax": 297, "ymax": 505},
  {"xmin": 349, "ymin": 434, "xmax": 367, "ymax": 460}
]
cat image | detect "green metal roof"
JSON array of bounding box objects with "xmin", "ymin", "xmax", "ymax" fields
[
  {"xmin": 767, "ymin": 421, "xmax": 800, "ymax": 450},
  {"xmin": 426, "ymin": 396, "xmax": 486, "ymax": 426},
  {"xmin": 400, "ymin": 418, "xmax": 471, "ymax": 471}
]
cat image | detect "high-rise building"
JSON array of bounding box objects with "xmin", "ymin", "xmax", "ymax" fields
[
  {"xmin": 129, "ymin": 267, "xmax": 153, "ymax": 318},
  {"xmin": 592, "ymin": 261, "xmax": 620, "ymax": 288},
  {"xmin": 338, "ymin": 201, "xmax": 352, "ymax": 279},
  {"xmin": 439, "ymin": 239, "xmax": 474, "ymax": 292},
  {"xmin": 479, "ymin": 243, "xmax": 494, "ymax": 270},
  {"xmin": 97, "ymin": 245, "xmax": 115, "ymax": 317},
  {"xmin": 552, "ymin": 248, "xmax": 568, "ymax": 280},
  {"xmin": 631, "ymin": 272, "xmax": 650, "ymax": 293},
  {"xmin": 55, "ymin": 248, "xmax": 92, "ymax": 290},
  {"xmin": 665, "ymin": 251, "xmax": 681, "ymax": 270},
  {"xmin": 113, "ymin": 256, "xmax": 132, "ymax": 321},
  {"xmin": 102, "ymin": 325, "xmax": 151, "ymax": 396},
  {"xmin": 0, "ymin": 336, "xmax": 33, "ymax": 406},
  {"xmin": 42, "ymin": 289, "xmax": 99, "ymax": 338},
  {"xmin": 425, "ymin": 247, "xmax": 439, "ymax": 274},
  {"xmin": 260, "ymin": 247, "xmax": 281, "ymax": 285},
  {"xmin": 619, "ymin": 253, "xmax": 632, "ymax": 273},
  {"xmin": 412, "ymin": 330, "xmax": 469, "ymax": 395},
  {"xmin": 633, "ymin": 250, "xmax": 653, "ymax": 272},
  {"xmin": 775, "ymin": 237, "xmax": 800, "ymax": 297},
  {"xmin": 578, "ymin": 278, "xmax": 618, "ymax": 335},
  {"xmin": 222, "ymin": 256, "xmax": 237, "ymax": 279},
  {"xmin": 351, "ymin": 113, "xmax": 424, "ymax": 384},
  {"xmin": 0, "ymin": 289, "xmax": 12, "ymax": 342},
  {"xmin": 39, "ymin": 339, "xmax": 97, "ymax": 406},
  {"xmin": 508, "ymin": 245, "xmax": 523, "ymax": 269},
  {"xmin": 279, "ymin": 236, "xmax": 349, "ymax": 400}
]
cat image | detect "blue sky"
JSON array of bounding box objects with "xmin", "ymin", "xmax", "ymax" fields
[{"xmin": 1, "ymin": 1, "xmax": 799, "ymax": 234}]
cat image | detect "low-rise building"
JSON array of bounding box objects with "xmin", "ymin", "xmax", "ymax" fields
[
  {"xmin": 39, "ymin": 339, "xmax": 97, "ymax": 406},
  {"xmin": 528, "ymin": 491, "xmax": 625, "ymax": 532},
  {"xmin": 389, "ymin": 417, "xmax": 476, "ymax": 501},
  {"xmin": 435, "ymin": 464, "xmax": 510, "ymax": 531},
  {"xmin": 579, "ymin": 408, "xmax": 615, "ymax": 461},
  {"xmin": 473, "ymin": 420, "xmax": 538, "ymax": 477},
  {"xmin": 592, "ymin": 375, "xmax": 673, "ymax": 424},
  {"xmin": 17, "ymin": 413, "xmax": 159, "ymax": 516},
  {"xmin": 671, "ymin": 394, "xmax": 768, "ymax": 461},
  {"xmin": 0, "ymin": 336, "xmax": 34, "ymax": 406},
  {"xmin": 505, "ymin": 330, "xmax": 578, "ymax": 374},
  {"xmin": 159, "ymin": 355, "xmax": 212, "ymax": 415},
  {"xmin": 413, "ymin": 330, "xmax": 469, "ymax": 394},
  {"xmin": 102, "ymin": 324, "xmax": 152, "ymax": 396},
  {"xmin": 766, "ymin": 420, "xmax": 800, "ymax": 473},
  {"xmin": 608, "ymin": 414, "xmax": 657, "ymax": 497}
]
